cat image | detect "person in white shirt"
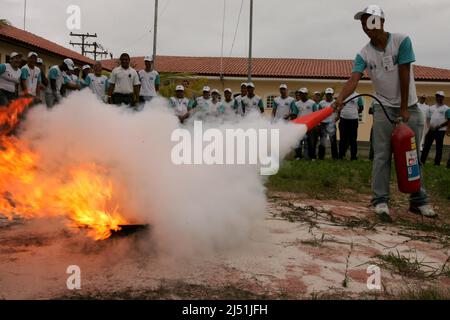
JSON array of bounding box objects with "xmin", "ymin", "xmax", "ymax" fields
[
  {"xmin": 272, "ymin": 84, "xmax": 298, "ymax": 122},
  {"xmin": 220, "ymin": 88, "xmax": 236, "ymax": 116},
  {"xmin": 417, "ymin": 94, "xmax": 430, "ymax": 151},
  {"xmin": 138, "ymin": 56, "xmax": 160, "ymax": 103},
  {"xmin": 84, "ymin": 61, "xmax": 108, "ymax": 101},
  {"xmin": 36, "ymin": 58, "xmax": 48, "ymax": 104},
  {"xmin": 234, "ymin": 83, "xmax": 248, "ymax": 115},
  {"xmin": 192, "ymin": 86, "xmax": 212, "ymax": 118},
  {"xmin": 45, "ymin": 58, "xmax": 77, "ymax": 108},
  {"xmin": 338, "ymin": 91, "xmax": 364, "ymax": 160},
  {"xmin": 318, "ymin": 88, "xmax": 339, "ymax": 160},
  {"xmin": 294, "ymin": 87, "xmax": 317, "ymax": 160},
  {"xmin": 0, "ymin": 52, "xmax": 22, "ymax": 106},
  {"xmin": 420, "ymin": 91, "xmax": 450, "ymax": 166},
  {"xmin": 208, "ymin": 89, "xmax": 222, "ymax": 117},
  {"xmin": 241, "ymin": 82, "xmax": 264, "ymax": 114},
  {"xmin": 169, "ymin": 85, "xmax": 192, "ymax": 123},
  {"xmin": 20, "ymin": 52, "xmax": 41, "ymax": 102},
  {"xmin": 335, "ymin": 5, "xmax": 435, "ymax": 219},
  {"xmin": 107, "ymin": 53, "xmax": 141, "ymax": 107}
]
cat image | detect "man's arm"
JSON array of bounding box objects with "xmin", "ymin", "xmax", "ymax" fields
[
  {"xmin": 336, "ymin": 72, "xmax": 362, "ymax": 110},
  {"xmin": 258, "ymin": 98, "xmax": 264, "ymax": 113},
  {"xmin": 20, "ymin": 68, "xmax": 30, "ymax": 96},
  {"xmin": 133, "ymin": 85, "xmax": 140, "ymax": 105}
]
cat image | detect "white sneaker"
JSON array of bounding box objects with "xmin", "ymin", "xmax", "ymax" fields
[
  {"xmin": 410, "ymin": 205, "xmax": 437, "ymax": 218},
  {"xmin": 374, "ymin": 203, "xmax": 393, "ymax": 222}
]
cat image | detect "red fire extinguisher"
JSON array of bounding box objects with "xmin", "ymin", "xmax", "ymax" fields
[
  {"xmin": 342, "ymin": 94, "xmax": 421, "ymax": 194},
  {"xmin": 391, "ymin": 120, "xmax": 421, "ymax": 193}
]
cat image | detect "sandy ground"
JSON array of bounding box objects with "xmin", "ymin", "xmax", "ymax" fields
[{"xmin": 1, "ymin": 192, "xmax": 449, "ymax": 300}]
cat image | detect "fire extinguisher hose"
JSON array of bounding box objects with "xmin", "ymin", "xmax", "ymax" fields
[{"xmin": 343, "ymin": 94, "xmax": 396, "ymax": 125}]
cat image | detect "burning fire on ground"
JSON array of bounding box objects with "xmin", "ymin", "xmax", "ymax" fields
[{"xmin": 0, "ymin": 98, "xmax": 129, "ymax": 240}]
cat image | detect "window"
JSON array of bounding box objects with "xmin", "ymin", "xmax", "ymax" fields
[{"xmin": 266, "ymin": 95, "xmax": 276, "ymax": 109}]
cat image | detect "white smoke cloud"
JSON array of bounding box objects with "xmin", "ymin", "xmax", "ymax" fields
[{"xmin": 19, "ymin": 91, "xmax": 306, "ymax": 257}]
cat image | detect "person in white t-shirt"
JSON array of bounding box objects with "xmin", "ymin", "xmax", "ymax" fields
[
  {"xmin": 241, "ymin": 82, "xmax": 264, "ymax": 114},
  {"xmin": 107, "ymin": 53, "xmax": 141, "ymax": 107},
  {"xmin": 294, "ymin": 87, "xmax": 317, "ymax": 160},
  {"xmin": 169, "ymin": 85, "xmax": 192, "ymax": 123},
  {"xmin": 84, "ymin": 61, "xmax": 108, "ymax": 101},
  {"xmin": 20, "ymin": 52, "xmax": 42, "ymax": 102},
  {"xmin": 318, "ymin": 88, "xmax": 339, "ymax": 160},
  {"xmin": 272, "ymin": 84, "xmax": 298, "ymax": 122},
  {"xmin": 45, "ymin": 58, "xmax": 77, "ymax": 108},
  {"xmin": 420, "ymin": 91, "xmax": 450, "ymax": 166},
  {"xmin": 417, "ymin": 94, "xmax": 430, "ymax": 151},
  {"xmin": 138, "ymin": 56, "xmax": 160, "ymax": 103},
  {"xmin": 335, "ymin": 5, "xmax": 435, "ymax": 219},
  {"xmin": 0, "ymin": 52, "xmax": 22, "ymax": 106},
  {"xmin": 234, "ymin": 83, "xmax": 248, "ymax": 115},
  {"xmin": 220, "ymin": 88, "xmax": 236, "ymax": 116},
  {"xmin": 338, "ymin": 91, "xmax": 364, "ymax": 160}
]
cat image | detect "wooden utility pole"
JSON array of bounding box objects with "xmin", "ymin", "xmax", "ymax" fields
[{"xmin": 69, "ymin": 32, "xmax": 98, "ymax": 56}]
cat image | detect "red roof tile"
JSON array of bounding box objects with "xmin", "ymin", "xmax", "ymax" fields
[
  {"xmin": 0, "ymin": 24, "xmax": 112, "ymax": 70},
  {"xmin": 102, "ymin": 55, "xmax": 450, "ymax": 82}
]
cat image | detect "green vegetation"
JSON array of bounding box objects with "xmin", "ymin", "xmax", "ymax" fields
[{"xmin": 266, "ymin": 159, "xmax": 450, "ymax": 216}]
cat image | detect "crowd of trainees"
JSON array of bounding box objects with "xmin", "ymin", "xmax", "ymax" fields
[{"xmin": 1, "ymin": 50, "xmax": 449, "ymax": 164}]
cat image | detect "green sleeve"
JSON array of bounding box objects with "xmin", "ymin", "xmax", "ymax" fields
[
  {"xmin": 258, "ymin": 98, "xmax": 264, "ymax": 110},
  {"xmin": 446, "ymin": 109, "xmax": 450, "ymax": 120},
  {"xmin": 188, "ymin": 99, "xmax": 194, "ymax": 110},
  {"xmin": 357, "ymin": 97, "xmax": 364, "ymax": 108},
  {"xmin": 83, "ymin": 76, "xmax": 92, "ymax": 87},
  {"xmin": 0, "ymin": 64, "xmax": 6, "ymax": 74},
  {"xmin": 38, "ymin": 72, "xmax": 42, "ymax": 83},
  {"xmin": 398, "ymin": 36, "xmax": 416, "ymax": 65},
  {"xmin": 272, "ymin": 100, "xmax": 278, "ymax": 110},
  {"xmin": 155, "ymin": 74, "xmax": 160, "ymax": 86},
  {"xmin": 63, "ymin": 75, "xmax": 70, "ymax": 85},
  {"xmin": 352, "ymin": 54, "xmax": 367, "ymax": 74},
  {"xmin": 49, "ymin": 68, "xmax": 59, "ymax": 80},
  {"xmin": 290, "ymin": 101, "xmax": 299, "ymax": 115},
  {"xmin": 21, "ymin": 68, "xmax": 29, "ymax": 80}
]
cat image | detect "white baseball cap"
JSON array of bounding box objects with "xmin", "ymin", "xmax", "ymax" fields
[
  {"xmin": 28, "ymin": 51, "xmax": 38, "ymax": 58},
  {"xmin": 314, "ymin": 91, "xmax": 321, "ymax": 95},
  {"xmin": 63, "ymin": 58, "xmax": 75, "ymax": 71},
  {"xmin": 203, "ymin": 86, "xmax": 211, "ymax": 92},
  {"xmin": 37, "ymin": 58, "xmax": 43, "ymax": 64},
  {"xmin": 436, "ymin": 91, "xmax": 445, "ymax": 97},
  {"xmin": 82, "ymin": 65, "xmax": 91, "ymax": 71},
  {"xmin": 10, "ymin": 52, "xmax": 22, "ymax": 59},
  {"xmin": 176, "ymin": 85, "xmax": 185, "ymax": 91},
  {"xmin": 224, "ymin": 88, "xmax": 232, "ymax": 93},
  {"xmin": 211, "ymin": 89, "xmax": 220, "ymax": 94},
  {"xmin": 325, "ymin": 88, "xmax": 335, "ymax": 95},
  {"xmin": 354, "ymin": 5, "xmax": 385, "ymax": 20},
  {"xmin": 240, "ymin": 82, "xmax": 248, "ymax": 87},
  {"xmin": 299, "ymin": 87, "xmax": 308, "ymax": 94},
  {"xmin": 279, "ymin": 84, "xmax": 288, "ymax": 89},
  {"xmin": 144, "ymin": 55, "xmax": 153, "ymax": 62},
  {"xmin": 247, "ymin": 82, "xmax": 255, "ymax": 88}
]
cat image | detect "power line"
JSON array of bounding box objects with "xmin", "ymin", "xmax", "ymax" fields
[{"xmin": 229, "ymin": 0, "xmax": 244, "ymax": 58}]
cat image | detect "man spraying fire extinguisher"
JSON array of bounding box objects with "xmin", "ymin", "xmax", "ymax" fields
[{"xmin": 335, "ymin": 5, "xmax": 437, "ymax": 221}]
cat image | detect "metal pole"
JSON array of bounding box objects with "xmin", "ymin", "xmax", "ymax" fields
[
  {"xmin": 23, "ymin": 0, "xmax": 27, "ymax": 30},
  {"xmin": 152, "ymin": 0, "xmax": 159, "ymax": 66},
  {"xmin": 247, "ymin": 0, "xmax": 253, "ymax": 82}
]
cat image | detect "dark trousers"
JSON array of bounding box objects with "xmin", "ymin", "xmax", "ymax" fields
[
  {"xmin": 112, "ymin": 93, "xmax": 133, "ymax": 106},
  {"xmin": 420, "ymin": 130, "xmax": 446, "ymax": 166},
  {"xmin": 338, "ymin": 118, "xmax": 359, "ymax": 160},
  {"xmin": 0, "ymin": 89, "xmax": 17, "ymax": 107}
]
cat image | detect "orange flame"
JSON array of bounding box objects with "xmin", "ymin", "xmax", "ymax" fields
[{"xmin": 0, "ymin": 98, "xmax": 129, "ymax": 240}]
